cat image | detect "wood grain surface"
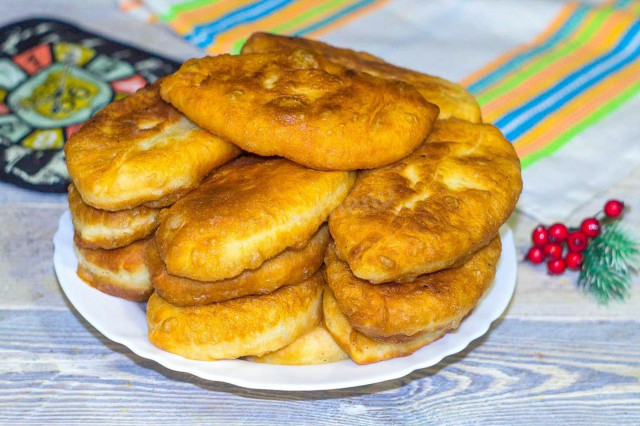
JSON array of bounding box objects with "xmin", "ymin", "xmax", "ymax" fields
[
  {"xmin": 1, "ymin": 309, "xmax": 638, "ymax": 424},
  {"xmin": 1, "ymin": 1, "xmax": 639, "ymax": 424}
]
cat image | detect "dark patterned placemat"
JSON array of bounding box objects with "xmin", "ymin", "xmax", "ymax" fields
[{"xmin": 0, "ymin": 18, "xmax": 181, "ymax": 192}]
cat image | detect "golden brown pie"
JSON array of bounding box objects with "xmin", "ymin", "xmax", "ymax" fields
[
  {"xmin": 247, "ymin": 322, "xmax": 348, "ymax": 365},
  {"xmin": 329, "ymin": 119, "xmax": 521, "ymax": 283},
  {"xmin": 74, "ymin": 235, "xmax": 152, "ymax": 301},
  {"xmin": 160, "ymin": 50, "xmax": 438, "ymax": 170},
  {"xmin": 323, "ymin": 238, "xmax": 501, "ymax": 340},
  {"xmin": 242, "ymin": 32, "xmax": 481, "ymax": 122},
  {"xmin": 65, "ymin": 82, "xmax": 240, "ymax": 211},
  {"xmin": 146, "ymin": 273, "xmax": 323, "ymax": 360},
  {"xmin": 69, "ymin": 184, "xmax": 160, "ymax": 250},
  {"xmin": 147, "ymin": 225, "xmax": 329, "ymax": 305},
  {"xmin": 155, "ymin": 156, "xmax": 355, "ymax": 282},
  {"xmin": 323, "ymin": 288, "xmax": 450, "ymax": 364}
]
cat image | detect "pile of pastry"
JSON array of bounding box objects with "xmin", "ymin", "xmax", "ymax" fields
[{"xmin": 65, "ymin": 33, "xmax": 522, "ymax": 365}]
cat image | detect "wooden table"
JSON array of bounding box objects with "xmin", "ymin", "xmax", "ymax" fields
[{"xmin": 2, "ymin": 2, "xmax": 639, "ymax": 423}]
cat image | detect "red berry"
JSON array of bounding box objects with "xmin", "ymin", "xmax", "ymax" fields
[
  {"xmin": 543, "ymin": 242, "xmax": 563, "ymax": 260},
  {"xmin": 580, "ymin": 217, "xmax": 601, "ymax": 238},
  {"xmin": 548, "ymin": 223, "xmax": 569, "ymax": 242},
  {"xmin": 567, "ymin": 231, "xmax": 588, "ymax": 252},
  {"xmin": 565, "ymin": 252, "xmax": 583, "ymax": 270},
  {"xmin": 526, "ymin": 246, "xmax": 545, "ymax": 264},
  {"xmin": 604, "ymin": 200, "xmax": 624, "ymax": 217},
  {"xmin": 532, "ymin": 225, "xmax": 549, "ymax": 247},
  {"xmin": 547, "ymin": 259, "xmax": 566, "ymax": 275}
]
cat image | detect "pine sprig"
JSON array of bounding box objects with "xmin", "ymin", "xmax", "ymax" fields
[
  {"xmin": 597, "ymin": 221, "xmax": 640, "ymax": 272},
  {"xmin": 577, "ymin": 221, "xmax": 639, "ymax": 304}
]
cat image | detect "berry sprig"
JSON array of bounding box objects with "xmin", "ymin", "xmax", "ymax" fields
[{"xmin": 525, "ymin": 199, "xmax": 639, "ymax": 304}]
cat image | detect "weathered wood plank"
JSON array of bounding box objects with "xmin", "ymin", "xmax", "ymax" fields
[
  {"xmin": 0, "ymin": 206, "xmax": 67, "ymax": 310},
  {"xmin": 0, "ymin": 310, "xmax": 638, "ymax": 424},
  {"xmin": 0, "ymin": 183, "xmax": 67, "ymax": 206}
]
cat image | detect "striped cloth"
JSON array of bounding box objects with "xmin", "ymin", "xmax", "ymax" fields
[
  {"xmin": 119, "ymin": 0, "xmax": 389, "ymax": 54},
  {"xmin": 463, "ymin": 0, "xmax": 640, "ymax": 170},
  {"xmin": 121, "ymin": 0, "xmax": 640, "ymax": 222}
]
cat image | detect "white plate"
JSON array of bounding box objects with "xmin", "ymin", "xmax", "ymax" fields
[{"xmin": 53, "ymin": 210, "xmax": 516, "ymax": 391}]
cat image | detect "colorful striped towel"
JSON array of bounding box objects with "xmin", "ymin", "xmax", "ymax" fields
[
  {"xmin": 119, "ymin": 0, "xmax": 389, "ymax": 54},
  {"xmin": 122, "ymin": 0, "xmax": 640, "ymax": 223}
]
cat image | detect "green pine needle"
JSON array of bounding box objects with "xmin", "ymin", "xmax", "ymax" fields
[
  {"xmin": 598, "ymin": 222, "xmax": 640, "ymax": 272},
  {"xmin": 577, "ymin": 221, "xmax": 639, "ymax": 304}
]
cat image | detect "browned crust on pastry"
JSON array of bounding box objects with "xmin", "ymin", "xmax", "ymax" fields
[
  {"xmin": 146, "ymin": 273, "xmax": 324, "ymax": 361},
  {"xmin": 323, "ymin": 288, "xmax": 451, "ymax": 364},
  {"xmin": 246, "ymin": 322, "xmax": 349, "ymax": 365},
  {"xmin": 141, "ymin": 190, "xmax": 190, "ymax": 209},
  {"xmin": 147, "ymin": 225, "xmax": 330, "ymax": 306},
  {"xmin": 155, "ymin": 156, "xmax": 355, "ymax": 282},
  {"xmin": 68, "ymin": 184, "xmax": 160, "ymax": 250},
  {"xmin": 65, "ymin": 82, "xmax": 240, "ymax": 211},
  {"xmin": 242, "ymin": 32, "xmax": 481, "ymax": 123},
  {"xmin": 329, "ymin": 119, "xmax": 521, "ymax": 283},
  {"xmin": 160, "ymin": 50, "xmax": 438, "ymax": 170},
  {"xmin": 242, "ymin": 32, "xmax": 387, "ymax": 64},
  {"xmin": 323, "ymin": 237, "xmax": 501, "ymax": 339},
  {"xmin": 74, "ymin": 235, "xmax": 152, "ymax": 301}
]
